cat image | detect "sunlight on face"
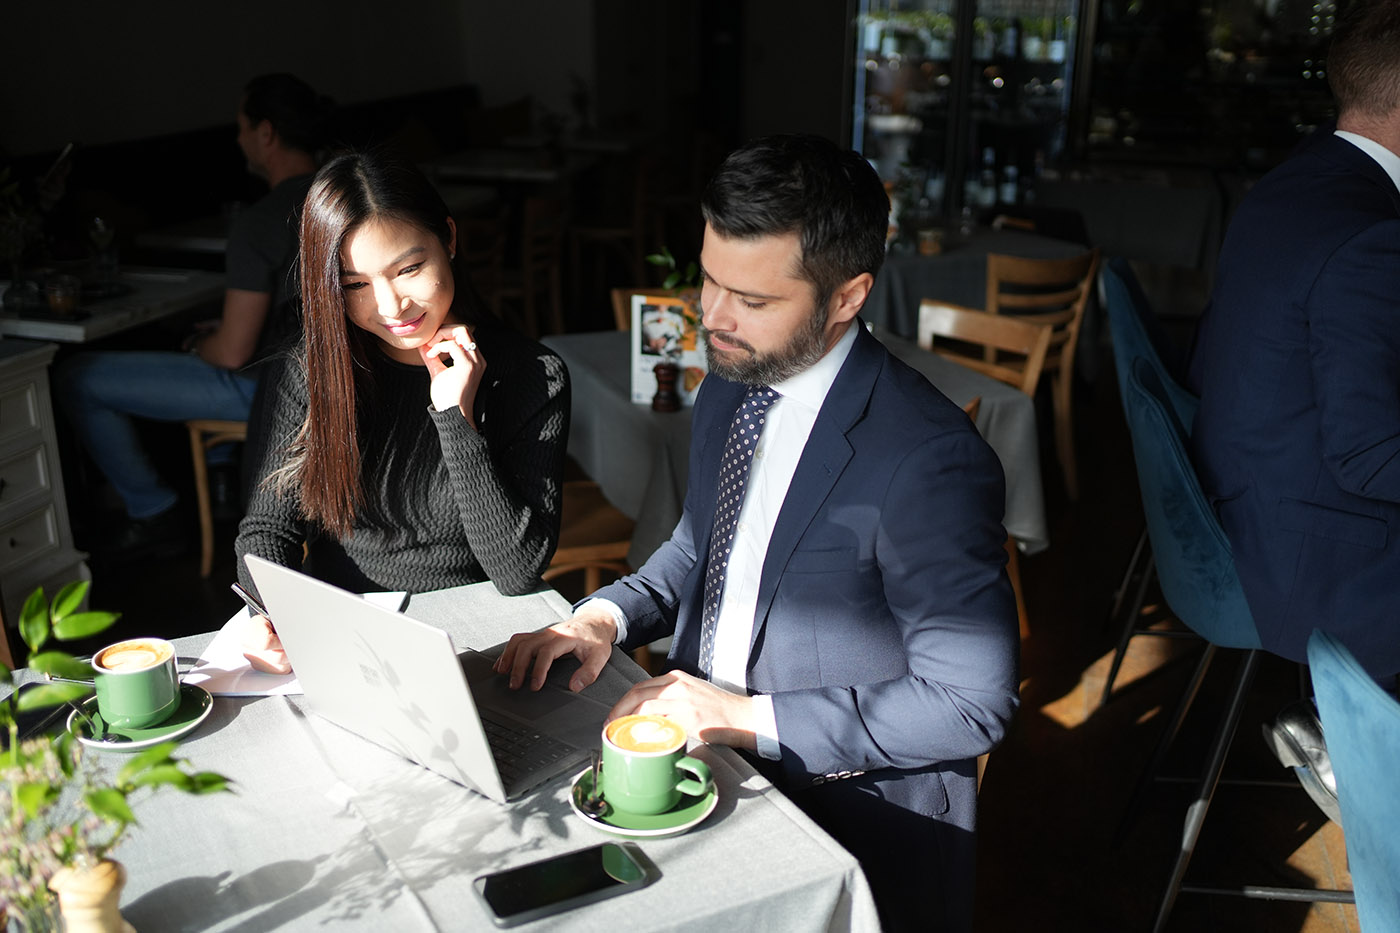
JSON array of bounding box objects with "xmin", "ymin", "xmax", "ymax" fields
[
  {"xmin": 339, "ymin": 216, "xmax": 457, "ymax": 365},
  {"xmin": 698, "ymin": 225, "xmax": 830, "ymax": 385}
]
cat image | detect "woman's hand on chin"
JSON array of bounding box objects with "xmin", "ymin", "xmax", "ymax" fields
[{"xmin": 421, "ymin": 324, "xmax": 486, "ymax": 426}]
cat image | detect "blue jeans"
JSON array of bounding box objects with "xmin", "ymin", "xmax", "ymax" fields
[{"xmin": 54, "ymin": 351, "xmax": 259, "ymax": 519}]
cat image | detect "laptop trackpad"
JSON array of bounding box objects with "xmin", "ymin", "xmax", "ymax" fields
[{"xmin": 460, "ymin": 650, "xmax": 582, "ymax": 721}]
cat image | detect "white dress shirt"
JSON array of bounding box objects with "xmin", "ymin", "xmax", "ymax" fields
[
  {"xmin": 1335, "ymin": 130, "xmax": 1400, "ymax": 194},
  {"xmin": 599, "ymin": 323, "xmax": 858, "ymax": 760}
]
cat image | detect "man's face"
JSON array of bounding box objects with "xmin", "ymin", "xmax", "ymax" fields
[
  {"xmin": 698, "ymin": 224, "xmax": 832, "ymax": 385},
  {"xmin": 236, "ymin": 106, "xmax": 266, "ymax": 178}
]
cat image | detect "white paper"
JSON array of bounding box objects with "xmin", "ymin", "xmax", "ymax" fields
[{"xmin": 185, "ymin": 591, "xmax": 409, "ymax": 697}]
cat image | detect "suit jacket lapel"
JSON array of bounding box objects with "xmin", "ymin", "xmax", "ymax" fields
[
  {"xmin": 1314, "ymin": 132, "xmax": 1400, "ymax": 215},
  {"xmin": 748, "ymin": 324, "xmax": 884, "ymax": 655}
]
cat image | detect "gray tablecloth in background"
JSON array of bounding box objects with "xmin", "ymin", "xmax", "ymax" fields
[
  {"xmin": 864, "ymin": 229, "xmax": 1088, "ymax": 339},
  {"xmin": 21, "ymin": 584, "xmax": 878, "ymax": 932},
  {"xmin": 544, "ymin": 328, "xmax": 1047, "ymax": 559}
]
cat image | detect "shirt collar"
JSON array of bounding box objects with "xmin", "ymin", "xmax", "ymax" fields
[
  {"xmin": 1334, "ymin": 130, "xmax": 1400, "ymax": 193},
  {"xmin": 770, "ymin": 321, "xmax": 858, "ymax": 412}
]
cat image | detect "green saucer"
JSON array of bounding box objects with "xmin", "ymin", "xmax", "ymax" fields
[
  {"xmin": 570, "ymin": 767, "xmax": 719, "ymax": 838},
  {"xmin": 66, "ymin": 683, "xmax": 214, "ymax": 752}
]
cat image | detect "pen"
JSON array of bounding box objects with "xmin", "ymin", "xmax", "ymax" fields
[{"xmin": 230, "ymin": 582, "xmax": 272, "ymax": 626}]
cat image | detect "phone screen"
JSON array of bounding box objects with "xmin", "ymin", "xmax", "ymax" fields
[{"xmin": 474, "ymin": 842, "xmax": 655, "ymax": 925}]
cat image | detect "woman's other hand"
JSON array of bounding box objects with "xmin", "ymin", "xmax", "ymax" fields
[
  {"xmin": 241, "ymin": 612, "xmax": 292, "ymax": 674},
  {"xmin": 421, "ymin": 324, "xmax": 485, "ymax": 426}
]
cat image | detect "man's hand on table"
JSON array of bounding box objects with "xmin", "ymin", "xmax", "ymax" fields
[
  {"xmin": 495, "ymin": 603, "xmax": 618, "ymax": 693},
  {"xmin": 610, "ymin": 670, "xmax": 759, "ymax": 752}
]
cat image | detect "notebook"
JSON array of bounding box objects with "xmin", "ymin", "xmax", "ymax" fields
[{"xmin": 244, "ymin": 555, "xmax": 610, "ymax": 803}]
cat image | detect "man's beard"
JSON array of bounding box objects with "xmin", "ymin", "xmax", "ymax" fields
[{"xmin": 702, "ymin": 306, "xmax": 830, "ymax": 386}]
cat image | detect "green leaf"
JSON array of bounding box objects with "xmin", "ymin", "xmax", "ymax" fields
[
  {"xmin": 16, "ymin": 781, "xmax": 57, "ymax": 820},
  {"xmin": 187, "ymin": 772, "xmax": 233, "ymax": 795},
  {"xmin": 645, "ymin": 252, "xmax": 668, "ymax": 267},
  {"xmin": 129, "ymin": 764, "xmax": 193, "ymax": 791},
  {"xmin": 85, "ymin": 787, "xmax": 137, "ymax": 825},
  {"xmin": 56, "ymin": 730, "xmax": 78, "ymax": 778},
  {"xmin": 683, "ymin": 261, "xmax": 698, "ymax": 285},
  {"xmin": 19, "ymin": 587, "xmax": 50, "ymax": 653},
  {"xmin": 50, "ymin": 580, "xmax": 90, "ymax": 621},
  {"xmin": 52, "ymin": 610, "xmax": 121, "ymax": 641},
  {"xmin": 28, "ymin": 652, "xmax": 96, "ymax": 680},
  {"xmin": 118, "ymin": 741, "xmax": 179, "ymax": 784},
  {"xmin": 16, "ymin": 682, "xmax": 92, "ymax": 711},
  {"xmin": 663, "ymin": 272, "xmax": 680, "ymax": 291}
]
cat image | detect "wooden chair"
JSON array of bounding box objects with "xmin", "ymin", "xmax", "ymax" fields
[
  {"xmin": 921, "ymin": 306, "xmax": 1050, "ymax": 640},
  {"xmin": 186, "ymin": 418, "xmax": 248, "ymax": 578},
  {"xmin": 542, "ymin": 480, "xmax": 652, "ymax": 672},
  {"xmin": 983, "ymin": 249, "xmax": 1100, "ymax": 499},
  {"xmin": 456, "ymin": 207, "xmax": 509, "ymax": 312},
  {"xmin": 571, "ymin": 154, "xmax": 651, "ymax": 306},
  {"xmin": 493, "ymin": 197, "xmax": 566, "ymax": 338}
]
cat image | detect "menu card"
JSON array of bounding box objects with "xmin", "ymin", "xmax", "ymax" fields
[{"xmin": 629, "ymin": 292, "xmax": 708, "ymax": 406}]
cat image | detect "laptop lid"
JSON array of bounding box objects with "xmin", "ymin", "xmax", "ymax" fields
[{"xmin": 243, "ymin": 555, "xmax": 605, "ymax": 802}]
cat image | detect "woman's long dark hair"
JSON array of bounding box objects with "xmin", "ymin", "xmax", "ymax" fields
[{"xmin": 282, "ymin": 150, "xmax": 468, "ymax": 536}]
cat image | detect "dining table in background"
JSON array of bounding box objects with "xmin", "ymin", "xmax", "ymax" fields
[
  {"xmin": 864, "ymin": 227, "xmax": 1090, "ymax": 339},
  {"xmin": 542, "ymin": 327, "xmax": 1048, "ymax": 569},
  {"xmin": 4, "ymin": 582, "xmax": 880, "ymax": 933},
  {"xmin": 426, "ymin": 147, "xmax": 600, "ymax": 188},
  {"xmin": 0, "ymin": 267, "xmax": 224, "ymax": 343}
]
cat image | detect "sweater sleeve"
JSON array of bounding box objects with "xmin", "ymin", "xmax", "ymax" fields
[
  {"xmin": 429, "ymin": 345, "xmax": 570, "ymax": 595},
  {"xmin": 234, "ymin": 355, "xmax": 313, "ymax": 601}
]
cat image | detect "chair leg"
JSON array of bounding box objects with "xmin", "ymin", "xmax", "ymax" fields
[
  {"xmin": 1115, "ymin": 642, "xmax": 1219, "ymax": 846},
  {"xmin": 1108, "ymin": 527, "xmax": 1151, "ymax": 627},
  {"xmin": 1152, "ymin": 649, "xmax": 1262, "ymax": 933},
  {"xmin": 1005, "ymin": 537, "xmax": 1029, "ymax": 640},
  {"xmin": 1100, "ymin": 552, "xmax": 1158, "ymax": 706},
  {"xmin": 1052, "ymin": 370, "xmax": 1078, "ymax": 500},
  {"xmin": 188, "ymin": 426, "xmax": 215, "ymax": 579}
]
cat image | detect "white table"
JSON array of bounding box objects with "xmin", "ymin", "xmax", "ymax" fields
[
  {"xmin": 41, "ymin": 582, "xmax": 879, "ymax": 932},
  {"xmin": 544, "ymin": 328, "xmax": 1048, "ymax": 562},
  {"xmin": 0, "ymin": 268, "xmax": 223, "ymax": 343}
]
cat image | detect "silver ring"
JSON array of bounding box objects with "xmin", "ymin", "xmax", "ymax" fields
[{"xmin": 463, "ymin": 341, "xmax": 478, "ymax": 351}]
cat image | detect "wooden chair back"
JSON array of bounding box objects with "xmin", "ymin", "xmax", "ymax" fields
[
  {"xmin": 984, "ymin": 248, "xmax": 1101, "ymax": 498},
  {"xmin": 917, "ymin": 301, "xmax": 1054, "ymax": 398}
]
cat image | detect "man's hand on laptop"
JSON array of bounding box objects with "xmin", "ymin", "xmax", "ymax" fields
[
  {"xmin": 496, "ymin": 604, "xmax": 617, "ymax": 693},
  {"xmin": 242, "ymin": 613, "xmax": 292, "ymax": 674}
]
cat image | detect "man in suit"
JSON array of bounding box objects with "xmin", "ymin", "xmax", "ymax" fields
[
  {"xmin": 499, "ymin": 135, "xmax": 1019, "ymax": 931},
  {"xmin": 1188, "ymin": 0, "xmax": 1400, "ymax": 817}
]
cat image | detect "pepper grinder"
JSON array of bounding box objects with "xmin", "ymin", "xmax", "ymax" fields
[{"xmin": 651, "ymin": 360, "xmax": 681, "ymax": 412}]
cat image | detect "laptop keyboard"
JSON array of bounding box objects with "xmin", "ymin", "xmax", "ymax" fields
[{"xmin": 481, "ymin": 715, "xmax": 575, "ymax": 786}]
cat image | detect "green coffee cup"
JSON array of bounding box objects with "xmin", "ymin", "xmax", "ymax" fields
[
  {"xmin": 601, "ymin": 714, "xmax": 712, "ymax": 815},
  {"xmin": 91, "ymin": 637, "xmax": 180, "ymax": 729}
]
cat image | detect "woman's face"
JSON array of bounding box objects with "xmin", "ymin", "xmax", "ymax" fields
[{"xmin": 339, "ymin": 215, "xmax": 457, "ymax": 364}]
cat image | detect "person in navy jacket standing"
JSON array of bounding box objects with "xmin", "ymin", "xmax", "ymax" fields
[
  {"xmin": 499, "ymin": 134, "xmax": 1020, "ymax": 932},
  {"xmin": 1188, "ymin": 0, "xmax": 1400, "ymax": 817}
]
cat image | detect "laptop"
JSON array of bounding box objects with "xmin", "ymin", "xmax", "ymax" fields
[{"xmin": 244, "ymin": 555, "xmax": 611, "ymax": 803}]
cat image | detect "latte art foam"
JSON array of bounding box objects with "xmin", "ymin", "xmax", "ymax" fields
[
  {"xmin": 606, "ymin": 714, "xmax": 686, "ymax": 753},
  {"xmin": 97, "ymin": 639, "xmax": 172, "ymax": 672}
]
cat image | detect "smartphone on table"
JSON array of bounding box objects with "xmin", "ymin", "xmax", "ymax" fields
[{"xmin": 472, "ymin": 842, "xmax": 658, "ymax": 927}]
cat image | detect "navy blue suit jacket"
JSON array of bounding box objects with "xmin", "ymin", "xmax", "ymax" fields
[
  {"xmin": 1189, "ymin": 132, "xmax": 1400, "ymax": 678},
  {"xmin": 595, "ymin": 323, "xmax": 1020, "ymax": 930}
]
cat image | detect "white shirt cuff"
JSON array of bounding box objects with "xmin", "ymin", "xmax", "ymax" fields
[
  {"xmin": 751, "ymin": 694, "xmax": 781, "ymax": 761},
  {"xmin": 579, "ymin": 597, "xmax": 628, "ymax": 645}
]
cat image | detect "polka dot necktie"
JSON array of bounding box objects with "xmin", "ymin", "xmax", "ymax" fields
[{"xmin": 697, "ymin": 385, "xmax": 779, "ymax": 677}]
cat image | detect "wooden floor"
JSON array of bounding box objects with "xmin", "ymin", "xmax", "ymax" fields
[{"xmin": 64, "ymin": 339, "xmax": 1357, "ymax": 933}]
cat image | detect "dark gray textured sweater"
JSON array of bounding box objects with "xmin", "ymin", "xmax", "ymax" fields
[{"xmin": 235, "ymin": 319, "xmax": 569, "ymax": 598}]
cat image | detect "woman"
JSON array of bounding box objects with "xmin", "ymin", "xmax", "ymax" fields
[{"xmin": 235, "ymin": 151, "xmax": 569, "ymax": 671}]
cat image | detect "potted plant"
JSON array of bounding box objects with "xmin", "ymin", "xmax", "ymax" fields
[{"xmin": 1, "ymin": 582, "xmax": 231, "ymax": 932}]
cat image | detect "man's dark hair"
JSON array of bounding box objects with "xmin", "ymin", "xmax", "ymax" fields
[
  {"xmin": 1328, "ymin": 0, "xmax": 1400, "ymax": 119},
  {"xmin": 242, "ymin": 73, "xmax": 334, "ymax": 155},
  {"xmin": 700, "ymin": 134, "xmax": 889, "ymax": 313}
]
